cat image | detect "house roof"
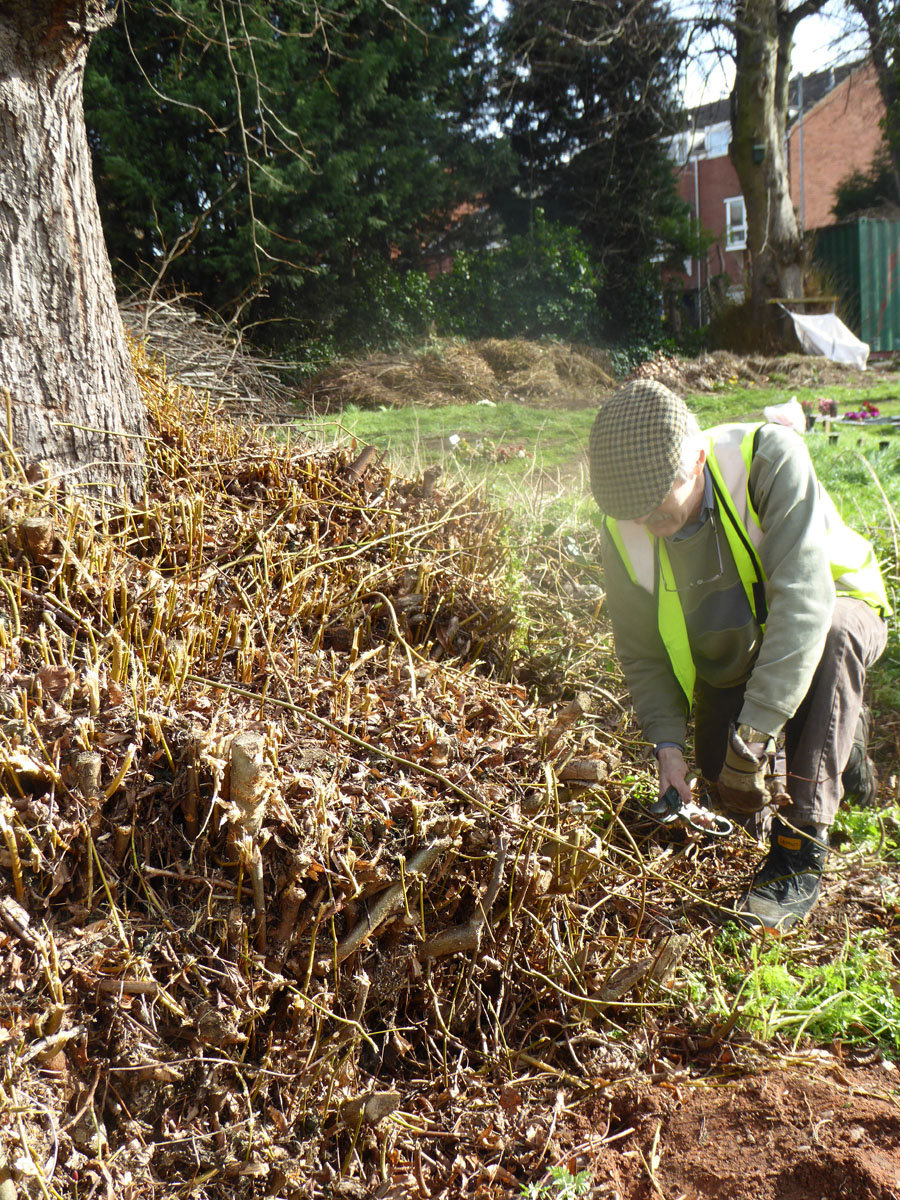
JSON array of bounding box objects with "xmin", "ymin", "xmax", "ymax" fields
[
  {"xmin": 682, "ymin": 57, "xmax": 868, "ymax": 133},
  {"xmin": 787, "ymin": 59, "xmax": 863, "ymax": 116},
  {"xmin": 686, "ymin": 97, "xmax": 730, "ymax": 131}
]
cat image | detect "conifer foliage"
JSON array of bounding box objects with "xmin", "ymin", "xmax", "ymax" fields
[
  {"xmin": 495, "ymin": 0, "xmax": 690, "ymax": 340},
  {"xmin": 84, "ymin": 0, "xmax": 501, "ymax": 340},
  {"xmin": 84, "ymin": 0, "xmax": 697, "ymax": 348}
]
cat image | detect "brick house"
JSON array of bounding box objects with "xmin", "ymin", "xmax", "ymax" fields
[
  {"xmin": 787, "ymin": 60, "xmax": 887, "ymax": 232},
  {"xmin": 669, "ymin": 97, "xmax": 744, "ymax": 323},
  {"xmin": 670, "ymin": 59, "xmax": 887, "ymax": 323}
]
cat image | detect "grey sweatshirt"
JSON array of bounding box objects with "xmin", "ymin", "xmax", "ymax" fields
[{"xmin": 600, "ymin": 423, "xmax": 840, "ymax": 748}]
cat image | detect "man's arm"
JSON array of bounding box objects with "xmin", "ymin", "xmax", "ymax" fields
[
  {"xmin": 737, "ymin": 424, "xmax": 836, "ymax": 736},
  {"xmin": 601, "ymin": 526, "xmax": 691, "ymax": 793}
]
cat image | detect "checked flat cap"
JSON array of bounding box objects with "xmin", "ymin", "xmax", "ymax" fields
[{"xmin": 589, "ymin": 380, "xmax": 688, "ymax": 519}]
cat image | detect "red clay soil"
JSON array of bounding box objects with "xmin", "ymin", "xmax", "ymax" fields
[{"xmin": 551, "ymin": 1063, "xmax": 900, "ymax": 1200}]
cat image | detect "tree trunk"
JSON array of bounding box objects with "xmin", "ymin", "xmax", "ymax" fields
[
  {"xmin": 0, "ymin": 2, "xmax": 146, "ymax": 502},
  {"xmin": 729, "ymin": 0, "xmax": 824, "ymax": 344}
]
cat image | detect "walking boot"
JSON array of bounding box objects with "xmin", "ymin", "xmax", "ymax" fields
[
  {"xmin": 736, "ymin": 819, "xmax": 828, "ymax": 932},
  {"xmin": 842, "ymin": 704, "xmax": 877, "ymax": 807}
]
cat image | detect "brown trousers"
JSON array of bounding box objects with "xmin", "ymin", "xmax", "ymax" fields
[{"xmin": 693, "ymin": 597, "xmax": 888, "ymax": 827}]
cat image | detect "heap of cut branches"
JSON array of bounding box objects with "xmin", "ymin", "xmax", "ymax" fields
[
  {"xmin": 0, "ymin": 348, "xmax": 779, "ymax": 1200},
  {"xmin": 120, "ymin": 297, "xmax": 301, "ymax": 421}
]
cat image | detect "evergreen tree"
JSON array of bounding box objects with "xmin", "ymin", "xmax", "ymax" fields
[
  {"xmin": 84, "ymin": 0, "xmax": 504, "ymax": 344},
  {"xmin": 496, "ymin": 0, "xmax": 689, "ymax": 340},
  {"xmin": 832, "ymin": 148, "xmax": 899, "ymax": 221},
  {"xmin": 848, "ymin": 0, "xmax": 900, "ymax": 203}
]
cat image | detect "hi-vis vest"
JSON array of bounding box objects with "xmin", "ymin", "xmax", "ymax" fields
[{"xmin": 605, "ymin": 422, "xmax": 891, "ymax": 705}]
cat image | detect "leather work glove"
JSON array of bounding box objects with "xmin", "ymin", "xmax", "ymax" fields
[{"xmin": 716, "ymin": 724, "xmax": 778, "ymax": 815}]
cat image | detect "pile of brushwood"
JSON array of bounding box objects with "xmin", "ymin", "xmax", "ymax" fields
[
  {"xmin": 119, "ymin": 298, "xmax": 300, "ymax": 422},
  {"xmin": 0, "ymin": 347, "xmax": 857, "ymax": 1200},
  {"xmin": 298, "ymin": 338, "xmax": 616, "ymax": 413}
]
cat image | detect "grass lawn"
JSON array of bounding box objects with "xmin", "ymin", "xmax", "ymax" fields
[
  {"xmin": 297, "ymin": 399, "xmax": 597, "ymax": 500},
  {"xmin": 295, "ymin": 368, "xmax": 900, "ymax": 538}
]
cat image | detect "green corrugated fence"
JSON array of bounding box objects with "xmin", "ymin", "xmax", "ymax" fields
[{"xmin": 813, "ymin": 218, "xmax": 900, "ymax": 353}]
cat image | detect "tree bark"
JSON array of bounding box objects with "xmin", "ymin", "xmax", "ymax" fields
[
  {"xmin": 0, "ymin": 1, "xmax": 146, "ymax": 502},
  {"xmin": 729, "ymin": 0, "xmax": 825, "ymax": 343}
]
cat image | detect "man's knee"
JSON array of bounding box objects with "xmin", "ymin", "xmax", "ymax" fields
[{"xmin": 826, "ymin": 597, "xmax": 888, "ymax": 670}]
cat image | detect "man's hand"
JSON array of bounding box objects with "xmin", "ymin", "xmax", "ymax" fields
[
  {"xmin": 717, "ymin": 724, "xmax": 773, "ymax": 814},
  {"xmin": 656, "ymin": 745, "xmax": 692, "ymax": 805}
]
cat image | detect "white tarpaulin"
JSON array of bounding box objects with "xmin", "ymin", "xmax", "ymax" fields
[{"xmin": 784, "ymin": 309, "xmax": 870, "ymax": 369}]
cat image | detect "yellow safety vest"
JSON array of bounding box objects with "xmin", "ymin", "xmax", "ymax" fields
[{"xmin": 605, "ymin": 423, "xmax": 891, "ymax": 705}]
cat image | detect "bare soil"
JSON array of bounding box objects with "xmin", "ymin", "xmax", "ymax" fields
[{"xmin": 549, "ymin": 1063, "xmax": 900, "ymax": 1200}]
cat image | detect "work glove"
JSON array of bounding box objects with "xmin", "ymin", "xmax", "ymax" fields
[{"xmin": 716, "ymin": 724, "xmax": 780, "ymax": 815}]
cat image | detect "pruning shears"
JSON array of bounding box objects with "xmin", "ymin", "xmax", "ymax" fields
[{"xmin": 646, "ymin": 785, "xmax": 734, "ymax": 839}]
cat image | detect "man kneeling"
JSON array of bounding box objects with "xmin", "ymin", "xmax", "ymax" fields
[{"xmin": 589, "ymin": 380, "xmax": 890, "ymax": 930}]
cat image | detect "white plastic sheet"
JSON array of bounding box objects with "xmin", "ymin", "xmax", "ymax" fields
[{"xmin": 785, "ymin": 310, "xmax": 870, "ymax": 370}]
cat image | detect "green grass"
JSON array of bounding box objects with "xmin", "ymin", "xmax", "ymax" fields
[
  {"xmin": 298, "ymin": 400, "xmax": 596, "ymax": 490},
  {"xmin": 688, "ymin": 919, "xmax": 900, "ymax": 1055}
]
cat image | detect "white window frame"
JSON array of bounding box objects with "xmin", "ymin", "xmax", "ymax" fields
[{"xmin": 724, "ymin": 195, "xmax": 747, "ymax": 251}]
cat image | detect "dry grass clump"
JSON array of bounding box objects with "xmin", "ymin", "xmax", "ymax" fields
[
  {"xmin": 414, "ymin": 342, "xmax": 500, "ymax": 404},
  {"xmin": 475, "ymin": 337, "xmax": 550, "ymax": 377},
  {"xmin": 300, "ymin": 338, "xmax": 617, "ymax": 413},
  {"xmin": 550, "ymin": 342, "xmax": 617, "ymax": 389},
  {"xmin": 306, "ymin": 353, "xmax": 418, "ymax": 411},
  {"xmin": 470, "ymin": 340, "xmax": 615, "ymax": 406},
  {"xmin": 0, "ymin": 350, "xmax": 768, "ymax": 1199}
]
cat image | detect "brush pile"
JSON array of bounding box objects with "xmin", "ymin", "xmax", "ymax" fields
[
  {"xmin": 299, "ymin": 338, "xmax": 616, "ymax": 413},
  {"xmin": 0, "ymin": 347, "xmax": 773, "ymax": 1200},
  {"xmin": 120, "ymin": 298, "xmax": 300, "ymax": 422}
]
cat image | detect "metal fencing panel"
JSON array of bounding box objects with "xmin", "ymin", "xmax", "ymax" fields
[{"xmin": 814, "ymin": 219, "xmax": 900, "ymax": 352}]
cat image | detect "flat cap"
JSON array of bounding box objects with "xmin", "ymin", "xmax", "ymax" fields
[{"xmin": 588, "ymin": 380, "xmax": 688, "ymax": 519}]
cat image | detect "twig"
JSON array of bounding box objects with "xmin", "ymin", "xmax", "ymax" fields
[
  {"xmin": 328, "ymin": 837, "xmax": 453, "ymax": 966},
  {"xmin": 420, "ymin": 829, "xmax": 509, "ymax": 959}
]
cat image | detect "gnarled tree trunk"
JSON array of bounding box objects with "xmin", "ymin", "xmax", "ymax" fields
[
  {"xmin": 729, "ymin": 0, "xmax": 825, "ymax": 344},
  {"xmin": 0, "ymin": 1, "xmax": 146, "ymax": 501}
]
